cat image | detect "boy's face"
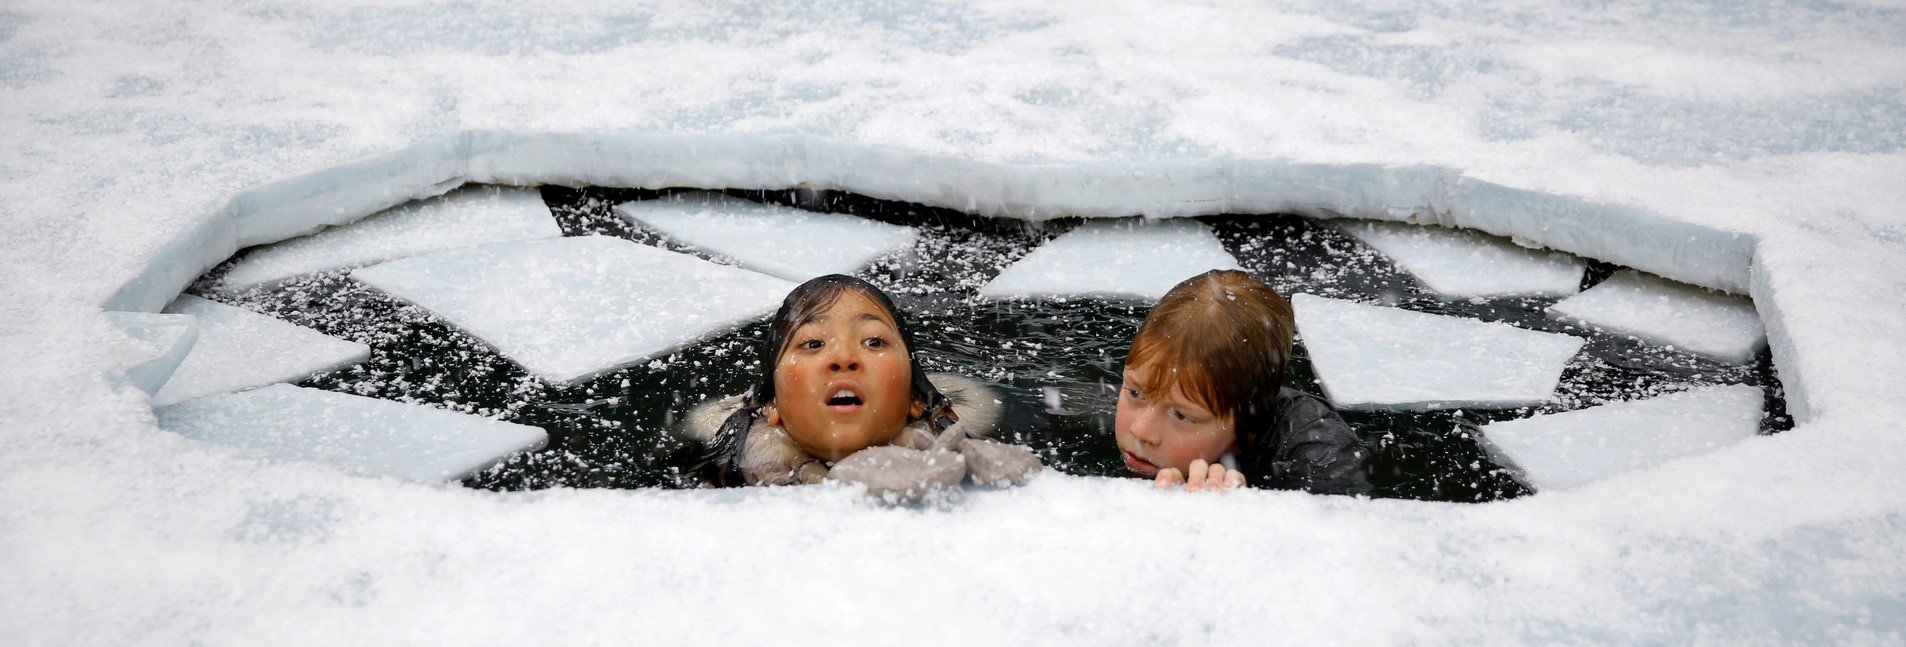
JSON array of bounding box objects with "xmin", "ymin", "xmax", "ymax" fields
[
  {"xmin": 1114, "ymin": 362, "xmax": 1237, "ymax": 477},
  {"xmin": 770, "ymin": 290, "xmax": 914, "ymax": 462}
]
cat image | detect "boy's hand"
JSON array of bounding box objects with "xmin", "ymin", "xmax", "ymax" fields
[{"xmin": 1153, "ymin": 459, "xmax": 1246, "ymax": 492}]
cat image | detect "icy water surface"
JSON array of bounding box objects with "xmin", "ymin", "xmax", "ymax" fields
[{"xmin": 195, "ymin": 186, "xmax": 1791, "ymax": 502}]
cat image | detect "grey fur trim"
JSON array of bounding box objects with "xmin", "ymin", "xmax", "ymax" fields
[{"xmin": 677, "ymin": 373, "xmax": 1001, "ymax": 444}]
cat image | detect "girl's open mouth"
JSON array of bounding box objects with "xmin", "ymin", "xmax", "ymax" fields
[{"xmin": 825, "ymin": 387, "xmax": 864, "ymax": 412}]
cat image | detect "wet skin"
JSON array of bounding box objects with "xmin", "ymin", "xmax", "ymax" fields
[
  {"xmin": 1114, "ymin": 362, "xmax": 1246, "ymax": 491},
  {"xmin": 768, "ymin": 290, "xmax": 915, "ymax": 462}
]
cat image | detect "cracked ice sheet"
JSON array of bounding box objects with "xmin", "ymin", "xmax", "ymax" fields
[
  {"xmin": 1293, "ymin": 294, "xmax": 1585, "ymax": 411},
  {"xmin": 217, "ymin": 185, "xmax": 562, "ymax": 290},
  {"xmin": 152, "ymin": 296, "xmax": 369, "ymax": 406},
  {"xmin": 1550, "ymin": 269, "xmax": 1767, "ymax": 364},
  {"xmin": 614, "ymin": 191, "xmax": 917, "ymax": 282},
  {"xmin": 979, "ymin": 218, "xmax": 1240, "ymax": 301},
  {"xmin": 1478, "ymin": 384, "xmax": 1765, "ymax": 492},
  {"xmin": 1334, "ymin": 220, "xmax": 1585, "ymax": 299},
  {"xmin": 352, "ymin": 235, "xmax": 795, "ymax": 384},
  {"xmin": 103, "ymin": 311, "xmax": 197, "ymax": 396},
  {"xmin": 155, "ymin": 383, "xmax": 547, "ymax": 482}
]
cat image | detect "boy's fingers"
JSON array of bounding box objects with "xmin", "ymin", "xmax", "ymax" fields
[
  {"xmin": 1224, "ymin": 469, "xmax": 1247, "ymax": 489},
  {"xmin": 1154, "ymin": 468, "xmax": 1185, "ymax": 489},
  {"xmin": 1186, "ymin": 459, "xmax": 1210, "ymax": 491}
]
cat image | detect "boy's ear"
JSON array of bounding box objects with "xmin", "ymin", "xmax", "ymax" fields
[{"xmin": 763, "ymin": 403, "xmax": 781, "ymax": 427}]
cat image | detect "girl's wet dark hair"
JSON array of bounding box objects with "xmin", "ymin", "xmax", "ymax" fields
[{"xmin": 701, "ymin": 274, "xmax": 957, "ymax": 485}]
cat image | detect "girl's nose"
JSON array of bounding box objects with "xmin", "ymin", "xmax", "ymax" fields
[{"xmin": 827, "ymin": 345, "xmax": 860, "ymax": 372}]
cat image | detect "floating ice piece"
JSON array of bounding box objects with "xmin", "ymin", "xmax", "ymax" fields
[
  {"xmin": 614, "ymin": 192, "xmax": 917, "ymax": 281},
  {"xmin": 104, "ymin": 311, "xmax": 199, "ymax": 396},
  {"xmin": 153, "ymin": 296, "xmax": 370, "ymax": 406},
  {"xmin": 353, "ymin": 235, "xmax": 796, "ymax": 384},
  {"xmin": 1334, "ymin": 220, "xmax": 1585, "ymax": 299},
  {"xmin": 1477, "ymin": 384, "xmax": 1765, "ymax": 492},
  {"xmin": 217, "ymin": 185, "xmax": 562, "ymax": 290},
  {"xmin": 1549, "ymin": 269, "xmax": 1766, "ymax": 364},
  {"xmin": 979, "ymin": 218, "xmax": 1241, "ymax": 300},
  {"xmin": 1292, "ymin": 294, "xmax": 1584, "ymax": 410},
  {"xmin": 154, "ymin": 384, "xmax": 547, "ymax": 482}
]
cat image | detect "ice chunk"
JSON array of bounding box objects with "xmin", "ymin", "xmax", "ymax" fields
[
  {"xmin": 1334, "ymin": 220, "xmax": 1586, "ymax": 298},
  {"xmin": 153, "ymin": 296, "xmax": 370, "ymax": 406},
  {"xmin": 1293, "ymin": 294, "xmax": 1584, "ymax": 410},
  {"xmin": 979, "ymin": 218, "xmax": 1241, "ymax": 300},
  {"xmin": 103, "ymin": 311, "xmax": 199, "ymax": 396},
  {"xmin": 614, "ymin": 192, "xmax": 917, "ymax": 281},
  {"xmin": 1477, "ymin": 384, "xmax": 1765, "ymax": 492},
  {"xmin": 1549, "ymin": 269, "xmax": 1767, "ymax": 364},
  {"xmin": 352, "ymin": 235, "xmax": 796, "ymax": 384},
  {"xmin": 217, "ymin": 185, "xmax": 562, "ymax": 290},
  {"xmin": 154, "ymin": 384, "xmax": 547, "ymax": 482}
]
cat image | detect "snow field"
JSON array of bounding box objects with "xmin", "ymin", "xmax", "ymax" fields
[
  {"xmin": 152, "ymin": 296, "xmax": 370, "ymax": 406},
  {"xmin": 102, "ymin": 311, "xmax": 198, "ymax": 396},
  {"xmin": 1477, "ymin": 384, "xmax": 1765, "ymax": 491}
]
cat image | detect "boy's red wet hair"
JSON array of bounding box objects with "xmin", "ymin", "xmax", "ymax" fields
[{"xmin": 1124, "ymin": 269, "xmax": 1294, "ymax": 438}]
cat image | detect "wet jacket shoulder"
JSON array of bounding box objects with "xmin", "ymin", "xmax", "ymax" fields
[{"xmin": 1237, "ymin": 388, "xmax": 1370, "ymax": 496}]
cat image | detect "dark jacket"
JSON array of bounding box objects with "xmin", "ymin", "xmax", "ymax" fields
[{"xmin": 1236, "ymin": 388, "xmax": 1370, "ymax": 496}]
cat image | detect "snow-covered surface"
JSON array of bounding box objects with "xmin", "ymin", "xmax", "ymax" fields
[
  {"xmin": 151, "ymin": 295, "xmax": 370, "ymax": 406},
  {"xmin": 979, "ymin": 218, "xmax": 1241, "ymax": 300},
  {"xmin": 156, "ymin": 383, "xmax": 548, "ymax": 483},
  {"xmin": 614, "ymin": 191, "xmax": 917, "ymax": 281},
  {"xmin": 1550, "ymin": 269, "xmax": 1768, "ymax": 364},
  {"xmin": 1292, "ymin": 294, "xmax": 1584, "ymax": 410},
  {"xmin": 217, "ymin": 185, "xmax": 562, "ymax": 290},
  {"xmin": 1334, "ymin": 219, "xmax": 1585, "ymax": 298},
  {"xmin": 4, "ymin": 0, "xmax": 1906, "ymax": 642},
  {"xmin": 1477, "ymin": 384, "xmax": 1766, "ymax": 492},
  {"xmin": 102, "ymin": 311, "xmax": 198, "ymax": 396},
  {"xmin": 353, "ymin": 235, "xmax": 795, "ymax": 384}
]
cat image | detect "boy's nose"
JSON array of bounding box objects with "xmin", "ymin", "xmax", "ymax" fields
[{"xmin": 1128, "ymin": 408, "xmax": 1162, "ymax": 445}]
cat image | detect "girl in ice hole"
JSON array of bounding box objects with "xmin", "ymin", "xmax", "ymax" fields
[{"xmin": 685, "ymin": 274, "xmax": 1040, "ymax": 488}]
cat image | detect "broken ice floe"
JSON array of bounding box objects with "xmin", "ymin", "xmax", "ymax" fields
[
  {"xmin": 217, "ymin": 185, "xmax": 562, "ymax": 290},
  {"xmin": 1549, "ymin": 269, "xmax": 1767, "ymax": 364},
  {"xmin": 1477, "ymin": 384, "xmax": 1765, "ymax": 492},
  {"xmin": 614, "ymin": 191, "xmax": 917, "ymax": 282},
  {"xmin": 104, "ymin": 311, "xmax": 199, "ymax": 396},
  {"xmin": 979, "ymin": 218, "xmax": 1241, "ymax": 300},
  {"xmin": 352, "ymin": 235, "xmax": 796, "ymax": 384},
  {"xmin": 1292, "ymin": 294, "xmax": 1585, "ymax": 410},
  {"xmin": 152, "ymin": 296, "xmax": 370, "ymax": 406},
  {"xmin": 1333, "ymin": 219, "xmax": 1586, "ymax": 299},
  {"xmin": 154, "ymin": 383, "xmax": 547, "ymax": 482}
]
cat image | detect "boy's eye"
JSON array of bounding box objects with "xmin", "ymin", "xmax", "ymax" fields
[
  {"xmin": 1125, "ymin": 387, "xmax": 1142, "ymax": 400},
  {"xmin": 1172, "ymin": 410, "xmax": 1189, "ymax": 422}
]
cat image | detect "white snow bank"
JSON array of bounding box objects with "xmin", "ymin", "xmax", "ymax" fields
[
  {"xmin": 154, "ymin": 383, "xmax": 546, "ymax": 482},
  {"xmin": 1550, "ymin": 270, "xmax": 1767, "ymax": 364},
  {"xmin": 1293, "ymin": 294, "xmax": 1584, "ymax": 410},
  {"xmin": 614, "ymin": 191, "xmax": 917, "ymax": 281},
  {"xmin": 152, "ymin": 296, "xmax": 369, "ymax": 406},
  {"xmin": 1478, "ymin": 384, "xmax": 1765, "ymax": 492},
  {"xmin": 979, "ymin": 218, "xmax": 1240, "ymax": 300},
  {"xmin": 102, "ymin": 311, "xmax": 197, "ymax": 396},
  {"xmin": 217, "ymin": 185, "xmax": 561, "ymax": 290},
  {"xmin": 352, "ymin": 236, "xmax": 795, "ymax": 384},
  {"xmin": 1334, "ymin": 219, "xmax": 1585, "ymax": 299}
]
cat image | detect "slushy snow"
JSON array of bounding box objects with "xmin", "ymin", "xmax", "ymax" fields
[
  {"xmin": 352, "ymin": 236, "xmax": 795, "ymax": 384},
  {"xmin": 614, "ymin": 191, "xmax": 917, "ymax": 282},
  {"xmin": 1293, "ymin": 294, "xmax": 1585, "ymax": 410},
  {"xmin": 152, "ymin": 296, "xmax": 370, "ymax": 406},
  {"xmin": 979, "ymin": 218, "xmax": 1240, "ymax": 300},
  {"xmin": 103, "ymin": 311, "xmax": 198, "ymax": 396},
  {"xmin": 1334, "ymin": 219, "xmax": 1586, "ymax": 299},
  {"xmin": 155, "ymin": 383, "xmax": 547, "ymax": 482},
  {"xmin": 1550, "ymin": 269, "xmax": 1768, "ymax": 364},
  {"xmin": 217, "ymin": 185, "xmax": 562, "ymax": 290},
  {"xmin": 1477, "ymin": 384, "xmax": 1765, "ymax": 491}
]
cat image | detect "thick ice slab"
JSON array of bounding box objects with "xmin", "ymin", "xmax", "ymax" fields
[
  {"xmin": 979, "ymin": 218, "xmax": 1241, "ymax": 300},
  {"xmin": 1478, "ymin": 384, "xmax": 1765, "ymax": 492},
  {"xmin": 1293, "ymin": 294, "xmax": 1585, "ymax": 410},
  {"xmin": 614, "ymin": 192, "xmax": 917, "ymax": 281},
  {"xmin": 352, "ymin": 236, "xmax": 796, "ymax": 384},
  {"xmin": 153, "ymin": 296, "xmax": 370, "ymax": 406},
  {"xmin": 155, "ymin": 384, "xmax": 547, "ymax": 482},
  {"xmin": 217, "ymin": 185, "xmax": 562, "ymax": 290},
  {"xmin": 1550, "ymin": 270, "xmax": 1767, "ymax": 364},
  {"xmin": 104, "ymin": 311, "xmax": 199, "ymax": 396},
  {"xmin": 1334, "ymin": 220, "xmax": 1585, "ymax": 299}
]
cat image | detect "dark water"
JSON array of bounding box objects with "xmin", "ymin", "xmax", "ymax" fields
[{"xmin": 194, "ymin": 185, "xmax": 1791, "ymax": 502}]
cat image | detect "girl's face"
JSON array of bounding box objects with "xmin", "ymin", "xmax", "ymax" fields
[
  {"xmin": 770, "ymin": 289, "xmax": 915, "ymax": 462},
  {"xmin": 1113, "ymin": 361, "xmax": 1237, "ymax": 476}
]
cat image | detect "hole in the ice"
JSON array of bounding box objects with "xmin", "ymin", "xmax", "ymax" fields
[{"xmin": 180, "ymin": 184, "xmax": 1792, "ymax": 503}]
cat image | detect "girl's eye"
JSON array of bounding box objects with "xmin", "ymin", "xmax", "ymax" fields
[
  {"xmin": 864, "ymin": 336, "xmax": 888, "ymax": 349},
  {"xmin": 799, "ymin": 339, "xmax": 824, "ymax": 350}
]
